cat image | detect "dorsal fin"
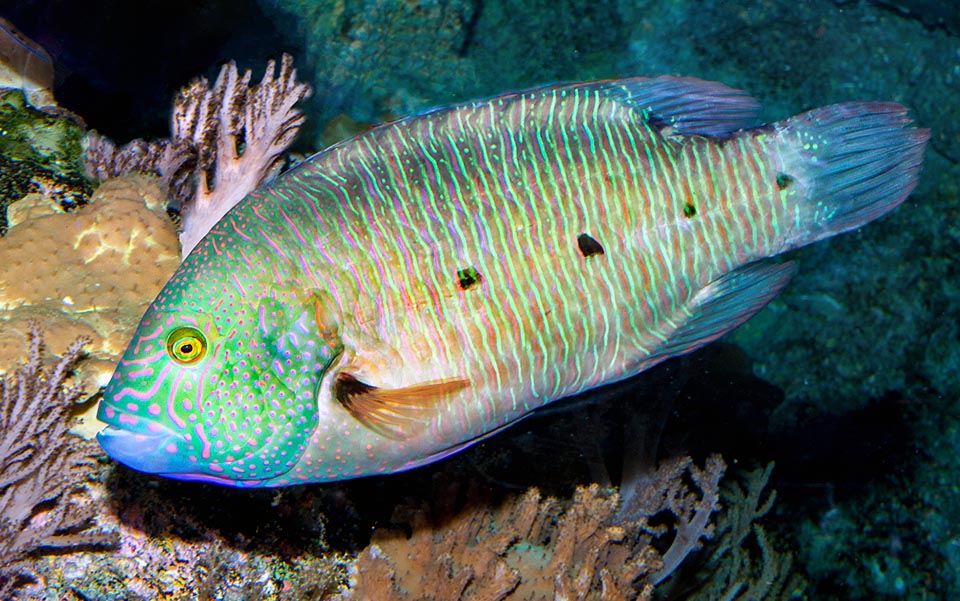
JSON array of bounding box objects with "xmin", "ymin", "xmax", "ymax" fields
[
  {"xmin": 600, "ymin": 76, "xmax": 761, "ymax": 137},
  {"xmin": 334, "ymin": 372, "xmax": 470, "ymax": 440}
]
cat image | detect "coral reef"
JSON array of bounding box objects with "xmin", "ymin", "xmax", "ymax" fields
[
  {"xmin": 24, "ymin": 460, "xmax": 355, "ymax": 600},
  {"xmin": 0, "ymin": 174, "xmax": 180, "ymax": 412},
  {"xmin": 85, "ymin": 53, "xmax": 312, "ymax": 257},
  {"xmin": 0, "ymin": 324, "xmax": 117, "ymax": 598},
  {"xmin": 349, "ymin": 454, "xmax": 738, "ymax": 600},
  {"xmin": 351, "ymin": 481, "xmax": 658, "ymax": 600},
  {"xmin": 32, "ymin": 504, "xmax": 351, "ymax": 601}
]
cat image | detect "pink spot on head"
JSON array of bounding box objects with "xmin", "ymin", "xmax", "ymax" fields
[
  {"xmin": 125, "ymin": 403, "xmax": 139, "ymax": 412},
  {"xmin": 148, "ymin": 422, "xmax": 165, "ymax": 433},
  {"xmin": 118, "ymin": 414, "xmax": 139, "ymax": 425},
  {"xmin": 104, "ymin": 406, "xmax": 116, "ymax": 419},
  {"xmin": 148, "ymin": 404, "xmax": 161, "ymax": 416},
  {"xmin": 165, "ymin": 443, "xmax": 178, "ymax": 454},
  {"xmin": 209, "ymin": 464, "xmax": 224, "ymax": 472},
  {"xmin": 195, "ymin": 424, "xmax": 212, "ymax": 459}
]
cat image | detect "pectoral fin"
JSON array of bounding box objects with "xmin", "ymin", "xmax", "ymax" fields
[{"xmin": 334, "ymin": 372, "xmax": 469, "ymax": 440}]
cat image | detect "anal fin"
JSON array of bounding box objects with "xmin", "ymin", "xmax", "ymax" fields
[
  {"xmin": 644, "ymin": 262, "xmax": 796, "ymax": 367},
  {"xmin": 334, "ymin": 372, "xmax": 469, "ymax": 440}
]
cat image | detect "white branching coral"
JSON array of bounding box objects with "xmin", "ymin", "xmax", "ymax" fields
[{"xmin": 84, "ymin": 53, "xmax": 312, "ymax": 258}]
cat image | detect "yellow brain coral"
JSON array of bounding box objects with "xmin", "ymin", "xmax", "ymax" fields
[{"xmin": 0, "ymin": 173, "xmax": 180, "ymax": 435}]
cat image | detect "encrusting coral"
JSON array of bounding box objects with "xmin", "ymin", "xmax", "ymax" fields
[
  {"xmin": 0, "ymin": 323, "xmax": 117, "ymax": 598},
  {"xmin": 85, "ymin": 53, "xmax": 312, "ymax": 257},
  {"xmin": 0, "ymin": 173, "xmax": 180, "ymax": 414}
]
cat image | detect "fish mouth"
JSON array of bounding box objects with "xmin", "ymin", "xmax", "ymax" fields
[
  {"xmin": 96, "ymin": 425, "xmax": 186, "ymax": 475},
  {"xmin": 97, "ymin": 426, "xmax": 273, "ymax": 487}
]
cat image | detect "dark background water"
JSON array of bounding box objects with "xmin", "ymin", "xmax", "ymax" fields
[{"xmin": 3, "ymin": 0, "xmax": 959, "ymax": 598}]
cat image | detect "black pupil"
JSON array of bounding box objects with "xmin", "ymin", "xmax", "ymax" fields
[{"xmin": 180, "ymin": 342, "xmax": 194, "ymax": 354}]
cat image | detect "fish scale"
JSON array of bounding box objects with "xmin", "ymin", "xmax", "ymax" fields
[{"xmin": 97, "ymin": 76, "xmax": 928, "ymax": 486}]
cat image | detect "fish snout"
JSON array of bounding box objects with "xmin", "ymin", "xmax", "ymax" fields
[{"xmin": 97, "ymin": 425, "xmax": 185, "ymax": 475}]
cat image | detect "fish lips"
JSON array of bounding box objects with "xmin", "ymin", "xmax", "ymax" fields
[{"xmin": 96, "ymin": 423, "xmax": 190, "ymax": 476}]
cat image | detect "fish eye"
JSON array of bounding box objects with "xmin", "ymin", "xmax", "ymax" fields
[{"xmin": 166, "ymin": 327, "xmax": 207, "ymax": 365}]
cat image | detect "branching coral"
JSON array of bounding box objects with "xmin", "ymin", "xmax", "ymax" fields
[
  {"xmin": 619, "ymin": 454, "xmax": 727, "ymax": 586},
  {"xmin": 0, "ymin": 323, "xmax": 117, "ymax": 597},
  {"xmin": 349, "ymin": 453, "xmax": 743, "ymax": 599},
  {"xmin": 84, "ymin": 54, "xmax": 312, "ymax": 257},
  {"xmin": 659, "ymin": 462, "xmax": 807, "ymax": 600},
  {"xmin": 352, "ymin": 482, "xmax": 660, "ymax": 600}
]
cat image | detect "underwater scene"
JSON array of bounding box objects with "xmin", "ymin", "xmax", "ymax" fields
[{"xmin": 0, "ymin": 0, "xmax": 958, "ymax": 599}]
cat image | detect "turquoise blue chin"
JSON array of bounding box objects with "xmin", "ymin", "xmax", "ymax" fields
[
  {"xmin": 96, "ymin": 425, "xmax": 185, "ymax": 475},
  {"xmin": 96, "ymin": 425, "xmax": 270, "ymax": 487}
]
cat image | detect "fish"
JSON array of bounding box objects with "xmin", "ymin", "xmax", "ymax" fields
[{"xmin": 96, "ymin": 76, "xmax": 928, "ymax": 487}]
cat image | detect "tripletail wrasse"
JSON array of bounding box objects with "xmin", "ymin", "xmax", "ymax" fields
[{"xmin": 97, "ymin": 76, "xmax": 929, "ymax": 486}]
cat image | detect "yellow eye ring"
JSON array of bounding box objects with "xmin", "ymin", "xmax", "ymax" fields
[{"xmin": 166, "ymin": 327, "xmax": 207, "ymax": 365}]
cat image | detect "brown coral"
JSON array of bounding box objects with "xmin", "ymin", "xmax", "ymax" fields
[
  {"xmin": 0, "ymin": 324, "xmax": 117, "ymax": 598},
  {"xmin": 351, "ymin": 477, "xmax": 661, "ymax": 600}
]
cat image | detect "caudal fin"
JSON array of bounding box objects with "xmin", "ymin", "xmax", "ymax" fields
[{"xmin": 774, "ymin": 102, "xmax": 929, "ymax": 249}]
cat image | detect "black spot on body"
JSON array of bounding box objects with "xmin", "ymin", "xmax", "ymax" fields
[
  {"xmin": 776, "ymin": 173, "xmax": 794, "ymax": 190},
  {"xmin": 683, "ymin": 202, "xmax": 697, "ymax": 218},
  {"xmin": 457, "ymin": 266, "xmax": 482, "ymax": 290},
  {"xmin": 577, "ymin": 233, "xmax": 605, "ymax": 258}
]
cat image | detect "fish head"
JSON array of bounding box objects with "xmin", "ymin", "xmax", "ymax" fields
[{"xmin": 97, "ymin": 279, "xmax": 343, "ymax": 487}]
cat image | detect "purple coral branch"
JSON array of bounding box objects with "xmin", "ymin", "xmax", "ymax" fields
[
  {"xmin": 0, "ymin": 324, "xmax": 117, "ymax": 597},
  {"xmin": 650, "ymin": 454, "xmax": 726, "ymax": 585}
]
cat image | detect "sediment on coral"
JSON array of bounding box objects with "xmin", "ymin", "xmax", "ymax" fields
[{"xmin": 0, "ymin": 323, "xmax": 117, "ymax": 598}]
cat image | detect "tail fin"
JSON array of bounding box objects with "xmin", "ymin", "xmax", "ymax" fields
[{"xmin": 774, "ymin": 102, "xmax": 929, "ymax": 249}]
